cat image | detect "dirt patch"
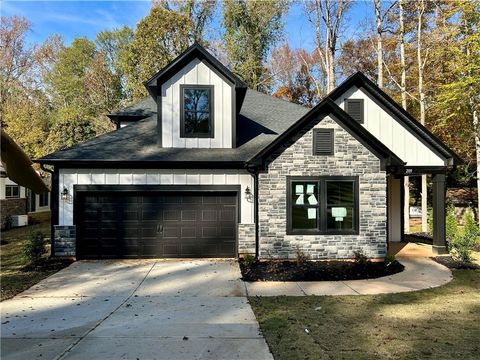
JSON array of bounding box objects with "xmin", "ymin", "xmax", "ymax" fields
[
  {"xmin": 432, "ymin": 256, "xmax": 480, "ymax": 270},
  {"xmin": 240, "ymin": 259, "xmax": 404, "ymax": 282},
  {"xmin": 22, "ymin": 258, "xmax": 74, "ymax": 272}
]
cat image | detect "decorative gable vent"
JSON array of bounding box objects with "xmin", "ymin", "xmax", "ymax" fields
[
  {"xmin": 313, "ymin": 129, "xmax": 334, "ymax": 155},
  {"xmin": 345, "ymin": 99, "xmax": 364, "ymax": 123}
]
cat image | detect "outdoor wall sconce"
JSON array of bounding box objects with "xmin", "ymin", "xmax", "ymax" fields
[
  {"xmin": 245, "ymin": 186, "xmax": 253, "ymax": 202},
  {"xmin": 61, "ymin": 187, "xmax": 70, "ymax": 202}
]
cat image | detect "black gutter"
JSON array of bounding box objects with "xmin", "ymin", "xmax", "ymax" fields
[
  {"xmin": 33, "ymin": 160, "xmax": 247, "ymax": 170},
  {"xmin": 246, "ymin": 165, "xmax": 260, "ymax": 259}
]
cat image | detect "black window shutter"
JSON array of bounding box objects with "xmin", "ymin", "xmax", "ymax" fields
[
  {"xmin": 345, "ymin": 99, "xmax": 364, "ymax": 123},
  {"xmin": 313, "ymin": 129, "xmax": 334, "ymax": 155}
]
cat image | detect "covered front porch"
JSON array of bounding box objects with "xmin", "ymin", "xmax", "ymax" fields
[{"xmin": 387, "ymin": 166, "xmax": 449, "ymax": 255}]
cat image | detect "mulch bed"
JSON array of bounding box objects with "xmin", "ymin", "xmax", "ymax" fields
[
  {"xmin": 240, "ymin": 259, "xmax": 404, "ymax": 282},
  {"xmin": 22, "ymin": 258, "xmax": 74, "ymax": 272},
  {"xmin": 432, "ymin": 256, "xmax": 480, "ymax": 270}
]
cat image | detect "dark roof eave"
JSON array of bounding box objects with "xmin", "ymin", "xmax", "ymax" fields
[{"xmin": 33, "ymin": 159, "xmax": 248, "ymax": 169}]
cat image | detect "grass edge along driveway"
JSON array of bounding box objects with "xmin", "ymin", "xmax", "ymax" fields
[
  {"xmin": 1, "ymin": 223, "xmax": 71, "ymax": 301},
  {"xmin": 250, "ymin": 269, "xmax": 480, "ymax": 360}
]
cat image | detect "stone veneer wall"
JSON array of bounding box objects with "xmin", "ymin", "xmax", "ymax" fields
[
  {"xmin": 258, "ymin": 116, "xmax": 387, "ymax": 260},
  {"xmin": 54, "ymin": 225, "xmax": 76, "ymax": 256},
  {"xmin": 238, "ymin": 223, "xmax": 255, "ymax": 256},
  {"xmin": 1, "ymin": 198, "xmax": 26, "ymax": 229}
]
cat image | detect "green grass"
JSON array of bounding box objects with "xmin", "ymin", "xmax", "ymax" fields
[
  {"xmin": 250, "ymin": 269, "xmax": 480, "ymax": 360},
  {"xmin": 0, "ymin": 223, "xmax": 58, "ymax": 301}
]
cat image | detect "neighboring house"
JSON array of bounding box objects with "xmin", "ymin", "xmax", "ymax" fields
[
  {"xmin": 447, "ymin": 188, "xmax": 478, "ymax": 223},
  {"xmin": 1, "ymin": 131, "xmax": 50, "ymax": 229},
  {"xmin": 35, "ymin": 43, "xmax": 462, "ymax": 259}
]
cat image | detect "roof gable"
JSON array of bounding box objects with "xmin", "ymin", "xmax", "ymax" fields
[
  {"xmin": 248, "ymin": 97, "xmax": 404, "ymax": 170},
  {"xmin": 328, "ymin": 72, "xmax": 463, "ymax": 165},
  {"xmin": 144, "ymin": 43, "xmax": 247, "ymax": 99}
]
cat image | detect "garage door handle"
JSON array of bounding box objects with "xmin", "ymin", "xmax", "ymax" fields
[{"xmin": 157, "ymin": 224, "xmax": 163, "ymax": 233}]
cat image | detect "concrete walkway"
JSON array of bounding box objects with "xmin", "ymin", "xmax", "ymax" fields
[
  {"xmin": 245, "ymin": 243, "xmax": 453, "ymax": 296},
  {"xmin": 1, "ymin": 260, "xmax": 272, "ymax": 360}
]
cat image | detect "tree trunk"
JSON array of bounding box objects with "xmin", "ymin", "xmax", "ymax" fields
[
  {"xmin": 399, "ymin": 0, "xmax": 409, "ymax": 234},
  {"xmin": 417, "ymin": 0, "xmax": 428, "ymax": 233},
  {"xmin": 473, "ymin": 105, "xmax": 480, "ymax": 225},
  {"xmin": 399, "ymin": 0, "xmax": 407, "ymax": 110},
  {"xmin": 374, "ymin": 0, "xmax": 383, "ymax": 88}
]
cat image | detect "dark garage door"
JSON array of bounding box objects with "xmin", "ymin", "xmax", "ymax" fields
[{"xmin": 76, "ymin": 192, "xmax": 237, "ymax": 259}]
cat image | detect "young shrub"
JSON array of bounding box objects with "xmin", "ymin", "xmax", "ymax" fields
[
  {"xmin": 243, "ymin": 254, "xmax": 256, "ymax": 267},
  {"xmin": 295, "ymin": 247, "xmax": 310, "ymax": 265},
  {"xmin": 450, "ymin": 209, "xmax": 479, "ymax": 263},
  {"xmin": 353, "ymin": 249, "xmax": 368, "ymax": 265},
  {"xmin": 384, "ymin": 252, "xmax": 396, "ymax": 265},
  {"xmin": 445, "ymin": 205, "xmax": 459, "ymax": 245},
  {"xmin": 23, "ymin": 231, "xmax": 47, "ymax": 263}
]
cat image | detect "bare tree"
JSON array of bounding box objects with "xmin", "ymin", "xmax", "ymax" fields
[
  {"xmin": 398, "ymin": 0, "xmax": 410, "ymax": 233},
  {"xmin": 304, "ymin": 0, "xmax": 351, "ymax": 93},
  {"xmin": 416, "ymin": 0, "xmax": 429, "ymax": 233}
]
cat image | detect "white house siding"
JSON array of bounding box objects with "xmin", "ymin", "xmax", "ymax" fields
[
  {"xmin": 58, "ymin": 169, "xmax": 254, "ymax": 227},
  {"xmin": 335, "ymin": 86, "xmax": 445, "ymax": 166},
  {"xmin": 161, "ymin": 58, "xmax": 233, "ymax": 148}
]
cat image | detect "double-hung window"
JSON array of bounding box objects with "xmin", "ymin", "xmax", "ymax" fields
[
  {"xmin": 6, "ymin": 185, "xmax": 20, "ymax": 198},
  {"xmin": 287, "ymin": 176, "xmax": 359, "ymax": 235},
  {"xmin": 180, "ymin": 85, "xmax": 214, "ymax": 138}
]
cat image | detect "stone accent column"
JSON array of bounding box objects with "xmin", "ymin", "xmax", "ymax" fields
[
  {"xmin": 54, "ymin": 225, "xmax": 76, "ymax": 256},
  {"xmin": 432, "ymin": 173, "xmax": 447, "ymax": 255},
  {"xmin": 238, "ymin": 223, "xmax": 256, "ymax": 256}
]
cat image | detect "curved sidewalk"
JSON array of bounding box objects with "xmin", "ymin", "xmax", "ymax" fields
[{"xmin": 244, "ymin": 243, "xmax": 453, "ymax": 296}]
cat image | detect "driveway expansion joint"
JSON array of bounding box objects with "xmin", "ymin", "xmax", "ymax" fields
[{"xmin": 52, "ymin": 261, "xmax": 158, "ymax": 360}]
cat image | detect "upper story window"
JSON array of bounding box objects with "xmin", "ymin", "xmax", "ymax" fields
[
  {"xmin": 6, "ymin": 185, "xmax": 20, "ymax": 198},
  {"xmin": 345, "ymin": 99, "xmax": 364, "ymax": 123},
  {"xmin": 180, "ymin": 85, "xmax": 214, "ymax": 138}
]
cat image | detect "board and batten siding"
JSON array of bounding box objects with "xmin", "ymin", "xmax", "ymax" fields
[
  {"xmin": 335, "ymin": 86, "xmax": 445, "ymax": 166},
  {"xmin": 58, "ymin": 169, "xmax": 254, "ymax": 226},
  {"xmin": 161, "ymin": 58, "xmax": 233, "ymax": 148}
]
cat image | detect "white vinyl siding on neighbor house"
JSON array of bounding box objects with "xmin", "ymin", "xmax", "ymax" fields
[
  {"xmin": 58, "ymin": 169, "xmax": 254, "ymax": 226},
  {"xmin": 335, "ymin": 86, "xmax": 446, "ymax": 166},
  {"xmin": 161, "ymin": 58, "xmax": 233, "ymax": 148}
]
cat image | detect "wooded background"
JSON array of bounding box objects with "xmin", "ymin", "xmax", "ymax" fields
[{"xmin": 1, "ymin": 0, "xmax": 479, "ymax": 226}]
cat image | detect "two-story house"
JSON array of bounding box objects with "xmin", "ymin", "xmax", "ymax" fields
[{"xmin": 36, "ymin": 43, "xmax": 462, "ymax": 259}]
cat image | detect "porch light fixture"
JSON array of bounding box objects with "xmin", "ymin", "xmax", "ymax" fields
[
  {"xmin": 61, "ymin": 187, "xmax": 70, "ymax": 201},
  {"xmin": 245, "ymin": 186, "xmax": 253, "ymax": 202}
]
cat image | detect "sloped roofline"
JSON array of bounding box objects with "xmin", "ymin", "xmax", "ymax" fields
[
  {"xmin": 143, "ymin": 42, "xmax": 247, "ymax": 98},
  {"xmin": 328, "ymin": 72, "xmax": 464, "ymax": 165},
  {"xmin": 248, "ymin": 97, "xmax": 405, "ymax": 171}
]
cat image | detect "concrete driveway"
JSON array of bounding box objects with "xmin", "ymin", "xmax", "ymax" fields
[{"xmin": 1, "ymin": 260, "xmax": 272, "ymax": 360}]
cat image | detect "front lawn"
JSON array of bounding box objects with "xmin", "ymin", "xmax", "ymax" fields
[
  {"xmin": 250, "ymin": 269, "xmax": 480, "ymax": 359},
  {"xmin": 0, "ymin": 223, "xmax": 72, "ymax": 301}
]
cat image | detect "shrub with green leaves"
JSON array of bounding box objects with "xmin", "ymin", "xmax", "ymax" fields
[
  {"xmin": 450, "ymin": 209, "xmax": 479, "ymax": 263},
  {"xmin": 23, "ymin": 231, "xmax": 47, "ymax": 263}
]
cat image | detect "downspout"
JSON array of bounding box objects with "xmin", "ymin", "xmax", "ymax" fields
[
  {"xmin": 246, "ymin": 165, "xmax": 260, "ymax": 259},
  {"xmin": 40, "ymin": 164, "xmax": 55, "ymax": 257}
]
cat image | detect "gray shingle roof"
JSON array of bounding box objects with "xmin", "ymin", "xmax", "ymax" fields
[{"xmin": 37, "ymin": 89, "xmax": 309, "ymax": 164}]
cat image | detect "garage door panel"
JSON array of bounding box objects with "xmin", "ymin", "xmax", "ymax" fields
[
  {"xmin": 77, "ymin": 191, "xmax": 237, "ymax": 259},
  {"xmin": 181, "ymin": 227, "xmax": 196, "ymax": 238},
  {"xmin": 163, "ymin": 210, "xmax": 179, "ymax": 221},
  {"xmin": 180, "ymin": 210, "xmax": 196, "ymax": 221}
]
